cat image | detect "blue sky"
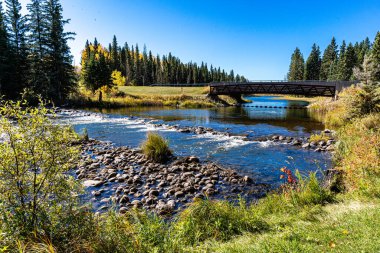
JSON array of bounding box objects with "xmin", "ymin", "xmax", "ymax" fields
[{"xmin": 16, "ymin": 0, "xmax": 380, "ymax": 79}]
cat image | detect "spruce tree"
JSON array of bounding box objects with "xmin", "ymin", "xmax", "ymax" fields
[
  {"xmin": 43, "ymin": 0, "xmax": 76, "ymax": 102},
  {"xmin": 287, "ymin": 47, "xmax": 305, "ymax": 81},
  {"xmin": 338, "ymin": 42, "xmax": 357, "ymax": 80},
  {"xmin": 134, "ymin": 44, "xmax": 142, "ymax": 85},
  {"xmin": 27, "ymin": 0, "xmax": 49, "ymax": 94},
  {"xmin": 149, "ymin": 50, "xmax": 155, "ymax": 84},
  {"xmin": 110, "ymin": 35, "xmax": 119, "ymax": 71},
  {"xmin": 320, "ymin": 37, "xmax": 338, "ymax": 80},
  {"xmin": 142, "ymin": 44, "xmax": 148, "ymax": 85},
  {"xmin": 0, "ymin": 1, "xmax": 10, "ymax": 95},
  {"xmin": 304, "ymin": 43, "xmax": 321, "ymax": 80},
  {"xmin": 371, "ymin": 31, "xmax": 380, "ymax": 81},
  {"xmin": 5, "ymin": 0, "xmax": 28, "ymax": 97}
]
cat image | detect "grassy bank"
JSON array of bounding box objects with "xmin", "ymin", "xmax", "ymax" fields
[
  {"xmin": 119, "ymin": 86, "xmax": 208, "ymax": 96},
  {"xmin": 69, "ymin": 86, "xmax": 218, "ymax": 108}
]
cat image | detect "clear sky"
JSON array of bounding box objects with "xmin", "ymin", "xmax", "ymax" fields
[{"xmin": 16, "ymin": 0, "xmax": 380, "ymax": 80}]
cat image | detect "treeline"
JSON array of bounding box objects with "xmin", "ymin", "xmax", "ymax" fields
[
  {"xmin": 80, "ymin": 36, "xmax": 247, "ymax": 92},
  {"xmin": 288, "ymin": 32, "xmax": 380, "ymax": 82},
  {"xmin": 0, "ymin": 0, "xmax": 75, "ymax": 102}
]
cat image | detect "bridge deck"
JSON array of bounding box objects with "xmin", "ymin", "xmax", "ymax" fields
[{"xmin": 209, "ymin": 81, "xmax": 358, "ymax": 97}]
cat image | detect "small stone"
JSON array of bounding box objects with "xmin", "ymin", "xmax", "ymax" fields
[
  {"xmin": 145, "ymin": 197, "xmax": 156, "ymax": 205},
  {"xmin": 188, "ymin": 156, "xmax": 200, "ymax": 163},
  {"xmin": 167, "ymin": 200, "xmax": 176, "ymax": 208},
  {"xmin": 119, "ymin": 195, "xmax": 129, "ymax": 204},
  {"xmin": 149, "ymin": 189, "xmax": 159, "ymax": 197},
  {"xmin": 174, "ymin": 191, "xmax": 184, "ymax": 198},
  {"xmin": 243, "ymin": 176, "xmax": 252, "ymax": 183},
  {"xmin": 131, "ymin": 200, "xmax": 142, "ymax": 207}
]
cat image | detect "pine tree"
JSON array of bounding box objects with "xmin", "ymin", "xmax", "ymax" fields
[
  {"xmin": 320, "ymin": 37, "xmax": 338, "ymax": 80},
  {"xmin": 304, "ymin": 43, "xmax": 321, "ymax": 80},
  {"xmin": 287, "ymin": 47, "xmax": 304, "ymax": 81}
]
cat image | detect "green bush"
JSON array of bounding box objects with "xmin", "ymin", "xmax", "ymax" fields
[
  {"xmin": 0, "ymin": 101, "xmax": 82, "ymax": 236},
  {"xmin": 141, "ymin": 132, "xmax": 172, "ymax": 163}
]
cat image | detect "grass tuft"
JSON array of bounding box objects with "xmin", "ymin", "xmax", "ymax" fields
[{"xmin": 141, "ymin": 132, "xmax": 172, "ymax": 163}]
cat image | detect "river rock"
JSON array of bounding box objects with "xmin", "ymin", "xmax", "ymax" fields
[
  {"xmin": 174, "ymin": 191, "xmax": 185, "ymax": 198},
  {"xmin": 119, "ymin": 195, "xmax": 129, "ymax": 204},
  {"xmin": 119, "ymin": 207, "xmax": 128, "ymax": 214},
  {"xmin": 83, "ymin": 180, "xmax": 103, "ymax": 187}
]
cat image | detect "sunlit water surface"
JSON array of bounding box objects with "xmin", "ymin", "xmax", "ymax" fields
[{"xmin": 59, "ymin": 96, "xmax": 331, "ymax": 188}]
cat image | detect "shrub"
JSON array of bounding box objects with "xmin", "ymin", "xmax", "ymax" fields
[
  {"xmin": 0, "ymin": 100, "xmax": 96, "ymax": 252},
  {"xmin": 0, "ymin": 101, "xmax": 83, "ymax": 237},
  {"xmin": 141, "ymin": 132, "xmax": 172, "ymax": 163},
  {"xmin": 334, "ymin": 115, "xmax": 380, "ymax": 196}
]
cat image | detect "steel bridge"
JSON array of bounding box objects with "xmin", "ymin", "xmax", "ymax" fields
[{"xmin": 208, "ymin": 80, "xmax": 359, "ymax": 97}]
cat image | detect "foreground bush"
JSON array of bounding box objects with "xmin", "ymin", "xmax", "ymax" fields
[
  {"xmin": 0, "ymin": 101, "xmax": 95, "ymax": 252},
  {"xmin": 335, "ymin": 114, "xmax": 380, "ymax": 196},
  {"xmin": 141, "ymin": 132, "xmax": 172, "ymax": 162}
]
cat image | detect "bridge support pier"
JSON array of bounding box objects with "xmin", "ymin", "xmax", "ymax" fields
[
  {"xmin": 206, "ymin": 94, "xmax": 231, "ymax": 106},
  {"xmin": 228, "ymin": 94, "xmax": 245, "ymax": 106}
]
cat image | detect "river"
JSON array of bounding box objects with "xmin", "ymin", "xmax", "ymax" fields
[{"xmin": 59, "ymin": 95, "xmax": 331, "ymax": 189}]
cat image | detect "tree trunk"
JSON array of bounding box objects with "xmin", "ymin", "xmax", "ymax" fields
[{"xmin": 98, "ymin": 90, "xmax": 103, "ymax": 102}]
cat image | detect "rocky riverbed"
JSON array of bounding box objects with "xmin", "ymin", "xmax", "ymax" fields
[{"xmin": 76, "ymin": 139, "xmax": 269, "ymax": 215}]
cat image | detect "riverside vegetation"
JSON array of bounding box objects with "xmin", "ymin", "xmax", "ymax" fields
[
  {"xmin": 0, "ymin": 82, "xmax": 379, "ymax": 252},
  {"xmin": 0, "ymin": 1, "xmax": 380, "ymax": 251}
]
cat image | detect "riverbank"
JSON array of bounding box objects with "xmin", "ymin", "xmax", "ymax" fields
[
  {"xmin": 69, "ymin": 85, "xmax": 325, "ymax": 109},
  {"xmin": 69, "ymin": 86, "xmax": 222, "ymax": 108}
]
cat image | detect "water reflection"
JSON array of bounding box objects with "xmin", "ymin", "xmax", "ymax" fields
[{"xmin": 90, "ymin": 96, "xmax": 324, "ymax": 134}]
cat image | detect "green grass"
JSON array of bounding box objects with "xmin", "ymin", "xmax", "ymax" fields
[
  {"xmin": 70, "ymin": 86, "xmax": 220, "ymax": 108},
  {"xmin": 196, "ymin": 200, "xmax": 380, "ymax": 253},
  {"xmin": 141, "ymin": 132, "xmax": 172, "ymax": 163},
  {"xmin": 118, "ymin": 86, "xmax": 208, "ymax": 96}
]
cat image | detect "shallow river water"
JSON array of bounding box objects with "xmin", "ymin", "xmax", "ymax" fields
[{"xmin": 60, "ymin": 96, "xmax": 331, "ymax": 188}]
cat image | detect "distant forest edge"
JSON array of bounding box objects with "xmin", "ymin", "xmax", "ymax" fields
[
  {"xmin": 287, "ymin": 34, "xmax": 380, "ymax": 82},
  {"xmin": 80, "ymin": 36, "xmax": 247, "ymax": 93},
  {"xmin": 0, "ymin": 0, "xmax": 379, "ymax": 105}
]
